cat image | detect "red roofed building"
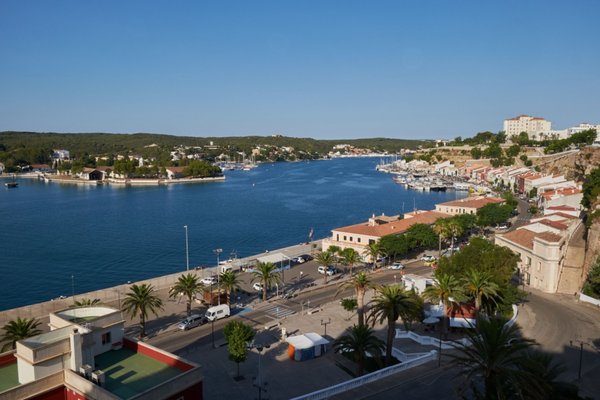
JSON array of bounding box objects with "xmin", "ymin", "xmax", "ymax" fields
[
  {"xmin": 434, "ymin": 196, "xmax": 505, "ymax": 216},
  {"xmin": 495, "ymin": 213, "xmax": 583, "ymax": 293},
  {"xmin": 322, "ymin": 210, "xmax": 450, "ymax": 261}
]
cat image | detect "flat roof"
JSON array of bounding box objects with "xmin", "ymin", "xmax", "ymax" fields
[
  {"xmin": 21, "ymin": 326, "xmax": 73, "ymax": 348},
  {"xmin": 94, "ymin": 347, "xmax": 183, "ymax": 399},
  {"xmin": 0, "ymin": 363, "xmax": 19, "ymax": 393}
]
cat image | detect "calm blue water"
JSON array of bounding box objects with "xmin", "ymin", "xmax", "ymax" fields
[{"xmin": 0, "ymin": 158, "xmax": 464, "ymax": 311}]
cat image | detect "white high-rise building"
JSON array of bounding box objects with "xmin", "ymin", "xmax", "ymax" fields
[{"xmin": 503, "ymin": 115, "xmax": 552, "ymax": 140}]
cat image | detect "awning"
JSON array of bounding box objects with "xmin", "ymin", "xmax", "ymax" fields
[{"xmin": 256, "ymin": 252, "xmax": 289, "ymax": 264}]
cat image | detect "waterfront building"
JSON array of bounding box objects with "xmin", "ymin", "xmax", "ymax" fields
[
  {"xmin": 434, "ymin": 196, "xmax": 505, "ymax": 216},
  {"xmin": 503, "ymin": 115, "xmax": 552, "ymax": 139},
  {"xmin": 322, "ymin": 210, "xmax": 450, "ymax": 261},
  {"xmin": 0, "ymin": 306, "xmax": 203, "ymax": 399},
  {"xmin": 52, "ymin": 149, "xmax": 71, "ymax": 161},
  {"xmin": 495, "ymin": 213, "xmax": 583, "ymax": 294},
  {"xmin": 539, "ymin": 187, "xmax": 583, "ymax": 210},
  {"xmin": 165, "ymin": 166, "xmax": 186, "ymax": 179}
]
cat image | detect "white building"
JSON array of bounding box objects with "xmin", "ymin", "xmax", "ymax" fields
[{"xmin": 503, "ymin": 115, "xmax": 552, "ymax": 139}]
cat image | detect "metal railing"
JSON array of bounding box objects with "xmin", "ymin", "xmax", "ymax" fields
[{"xmin": 289, "ymin": 350, "xmax": 437, "ymax": 400}]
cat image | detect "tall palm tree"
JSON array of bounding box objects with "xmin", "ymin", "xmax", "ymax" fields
[
  {"xmin": 220, "ymin": 270, "xmax": 244, "ymax": 306},
  {"xmin": 122, "ymin": 283, "xmax": 164, "ymax": 338},
  {"xmin": 368, "ymin": 284, "xmax": 417, "ymax": 366},
  {"xmin": 252, "ymin": 262, "xmax": 280, "ymax": 301},
  {"xmin": 333, "ymin": 324, "xmax": 385, "ymax": 376},
  {"xmin": 423, "ymin": 271, "xmax": 463, "ymax": 338},
  {"xmin": 314, "ymin": 251, "xmax": 334, "ymax": 284},
  {"xmin": 328, "ymin": 245, "xmax": 341, "ymax": 271},
  {"xmin": 433, "ymin": 219, "xmax": 450, "ymax": 258},
  {"xmin": 1, "ymin": 317, "xmax": 42, "ymax": 351},
  {"xmin": 450, "ymin": 317, "xmax": 539, "ymax": 399},
  {"xmin": 363, "ymin": 241, "xmax": 381, "ymax": 270},
  {"xmin": 463, "ymin": 269, "xmax": 499, "ymax": 316},
  {"xmin": 335, "ymin": 272, "xmax": 372, "ymax": 326},
  {"xmin": 446, "ymin": 220, "xmax": 464, "ymax": 254},
  {"xmin": 169, "ymin": 273, "xmax": 203, "ymax": 316},
  {"xmin": 341, "ymin": 247, "xmax": 361, "ymax": 275}
]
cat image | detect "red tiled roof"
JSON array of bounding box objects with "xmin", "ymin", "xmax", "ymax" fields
[
  {"xmin": 436, "ymin": 197, "xmax": 504, "ymax": 209},
  {"xmin": 541, "ymin": 188, "xmax": 581, "ymax": 200},
  {"xmin": 501, "ymin": 229, "xmax": 562, "ymax": 250},
  {"xmin": 166, "ymin": 166, "xmax": 186, "ymax": 173},
  {"xmin": 333, "ymin": 211, "xmax": 450, "ymax": 238},
  {"xmin": 547, "ymin": 205, "xmax": 577, "ymax": 211},
  {"xmin": 537, "ymin": 219, "xmax": 569, "ymax": 230},
  {"xmin": 548, "ymin": 212, "xmax": 577, "ymax": 220}
]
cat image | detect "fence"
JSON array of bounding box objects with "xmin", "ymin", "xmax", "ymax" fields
[{"xmin": 289, "ymin": 350, "xmax": 437, "ymax": 400}]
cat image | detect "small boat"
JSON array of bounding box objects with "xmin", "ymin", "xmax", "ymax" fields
[{"xmin": 5, "ymin": 175, "xmax": 18, "ymax": 188}]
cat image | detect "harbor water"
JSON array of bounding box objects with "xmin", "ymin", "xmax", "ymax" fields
[{"xmin": 0, "ymin": 158, "xmax": 466, "ymax": 311}]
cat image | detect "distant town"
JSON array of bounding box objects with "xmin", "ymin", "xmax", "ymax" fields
[{"xmin": 1, "ymin": 114, "xmax": 600, "ymax": 399}]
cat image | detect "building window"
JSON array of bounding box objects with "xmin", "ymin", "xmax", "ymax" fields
[
  {"xmin": 349, "ymin": 236, "xmax": 353, "ymax": 242},
  {"xmin": 336, "ymin": 234, "xmax": 339, "ymax": 241},
  {"xmin": 102, "ymin": 332, "xmax": 111, "ymax": 345},
  {"xmin": 369, "ymin": 239, "xmax": 375, "ymax": 245},
  {"xmin": 537, "ymin": 262, "xmax": 541, "ymax": 272},
  {"xmin": 343, "ymin": 236, "xmax": 347, "ymax": 241},
  {"xmin": 357, "ymin": 238, "xmax": 361, "ymax": 243}
]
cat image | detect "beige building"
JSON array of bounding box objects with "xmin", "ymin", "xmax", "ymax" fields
[
  {"xmin": 495, "ymin": 213, "xmax": 582, "ymax": 293},
  {"xmin": 503, "ymin": 115, "xmax": 552, "ymax": 139},
  {"xmin": 321, "ymin": 210, "xmax": 449, "ymax": 261},
  {"xmin": 434, "ymin": 196, "xmax": 505, "ymax": 216}
]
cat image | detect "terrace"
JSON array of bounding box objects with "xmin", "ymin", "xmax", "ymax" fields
[{"xmin": 0, "ymin": 362, "xmax": 19, "ymax": 393}]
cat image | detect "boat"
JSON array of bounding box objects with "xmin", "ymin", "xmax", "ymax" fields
[{"xmin": 4, "ymin": 175, "xmax": 18, "ymax": 188}]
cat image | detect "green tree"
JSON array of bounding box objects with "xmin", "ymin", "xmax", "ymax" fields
[
  {"xmin": 122, "ymin": 283, "xmax": 164, "ymax": 338},
  {"xmin": 506, "ymin": 144, "xmax": 520, "ymax": 157},
  {"xmin": 405, "ymin": 223, "xmax": 438, "ymax": 249},
  {"xmin": 252, "ymin": 262, "xmax": 280, "ymax": 301},
  {"xmin": 368, "ymin": 284, "xmax": 417, "ymax": 366},
  {"xmin": 340, "ymin": 248, "xmax": 361, "ymax": 275},
  {"xmin": 582, "ymin": 256, "xmax": 600, "ymax": 298},
  {"xmin": 471, "ymin": 147, "xmax": 482, "ymax": 159},
  {"xmin": 183, "ymin": 160, "xmax": 222, "ymax": 177},
  {"xmin": 333, "ymin": 324, "xmax": 385, "ymax": 376},
  {"xmin": 315, "ymin": 251, "xmax": 335, "ymax": 284},
  {"xmin": 1, "ymin": 317, "xmax": 42, "ymax": 352},
  {"xmin": 223, "ymin": 321, "xmax": 256, "ymax": 379},
  {"xmin": 477, "ymin": 203, "xmax": 513, "ymax": 227},
  {"xmin": 363, "ymin": 242, "xmax": 382, "ymax": 269},
  {"xmin": 169, "ymin": 273, "xmax": 203, "ymax": 316},
  {"xmin": 423, "ymin": 271, "xmax": 463, "ymax": 338},
  {"xmin": 463, "ymin": 269, "xmax": 499, "ymax": 316},
  {"xmin": 433, "ymin": 219, "xmax": 451, "ymax": 258},
  {"xmin": 446, "ymin": 220, "xmax": 464, "ymax": 254},
  {"xmin": 72, "ymin": 298, "xmax": 101, "ymax": 307},
  {"xmin": 340, "ymin": 298, "xmax": 358, "ymax": 321},
  {"xmin": 582, "ymin": 166, "xmax": 600, "ymax": 209},
  {"xmin": 327, "ymin": 245, "xmax": 342, "ymax": 272},
  {"xmin": 336, "ymin": 272, "xmax": 373, "ymax": 326},
  {"xmin": 220, "ymin": 270, "xmax": 244, "ymax": 306}
]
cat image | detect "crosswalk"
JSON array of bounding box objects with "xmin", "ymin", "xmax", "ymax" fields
[{"xmin": 262, "ymin": 304, "xmax": 295, "ymax": 319}]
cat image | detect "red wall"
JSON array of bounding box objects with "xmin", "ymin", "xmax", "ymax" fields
[
  {"xmin": 166, "ymin": 382, "xmax": 203, "ymax": 400},
  {"xmin": 65, "ymin": 387, "xmax": 88, "ymax": 400},
  {"xmin": 123, "ymin": 338, "xmax": 194, "ymax": 371},
  {"xmin": 29, "ymin": 387, "xmax": 67, "ymax": 400},
  {"xmin": 0, "ymin": 352, "xmax": 16, "ymax": 367}
]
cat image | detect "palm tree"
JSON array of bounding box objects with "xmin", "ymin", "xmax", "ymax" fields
[
  {"xmin": 122, "ymin": 283, "xmax": 164, "ymax": 338},
  {"xmin": 463, "ymin": 269, "xmax": 499, "ymax": 317},
  {"xmin": 423, "ymin": 271, "xmax": 463, "ymax": 338},
  {"xmin": 433, "ymin": 219, "xmax": 450, "ymax": 258},
  {"xmin": 314, "ymin": 251, "xmax": 334, "ymax": 284},
  {"xmin": 340, "ymin": 247, "xmax": 361, "ymax": 275},
  {"xmin": 368, "ymin": 284, "xmax": 417, "ymax": 366},
  {"xmin": 363, "ymin": 241, "xmax": 381, "ymax": 270},
  {"xmin": 1, "ymin": 317, "xmax": 42, "ymax": 351},
  {"xmin": 446, "ymin": 220, "xmax": 463, "ymax": 254},
  {"xmin": 328, "ymin": 245, "xmax": 341, "ymax": 271},
  {"xmin": 333, "ymin": 324, "xmax": 385, "ymax": 376},
  {"xmin": 450, "ymin": 317, "xmax": 538, "ymax": 399},
  {"xmin": 335, "ymin": 272, "xmax": 372, "ymax": 326},
  {"xmin": 72, "ymin": 298, "xmax": 101, "ymax": 307},
  {"xmin": 252, "ymin": 262, "xmax": 280, "ymax": 301},
  {"xmin": 220, "ymin": 270, "xmax": 243, "ymax": 306},
  {"xmin": 169, "ymin": 273, "xmax": 203, "ymax": 316}
]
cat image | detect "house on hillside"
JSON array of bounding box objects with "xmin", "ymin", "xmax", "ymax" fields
[
  {"xmin": 77, "ymin": 168, "xmax": 103, "ymax": 181},
  {"xmin": 166, "ymin": 166, "xmax": 186, "ymax": 179}
]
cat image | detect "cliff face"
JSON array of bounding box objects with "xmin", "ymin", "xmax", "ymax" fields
[
  {"xmin": 536, "ymin": 147, "xmax": 600, "ymax": 182},
  {"xmin": 583, "ymin": 220, "xmax": 600, "ymax": 283}
]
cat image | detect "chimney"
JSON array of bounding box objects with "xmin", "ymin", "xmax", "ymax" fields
[{"xmin": 69, "ymin": 329, "xmax": 83, "ymax": 372}]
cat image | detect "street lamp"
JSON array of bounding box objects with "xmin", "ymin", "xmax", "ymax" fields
[
  {"xmin": 254, "ymin": 344, "xmax": 270, "ymax": 400},
  {"xmin": 184, "ymin": 225, "xmax": 189, "ymax": 271},
  {"xmin": 214, "ymin": 248, "xmax": 223, "ymax": 305}
]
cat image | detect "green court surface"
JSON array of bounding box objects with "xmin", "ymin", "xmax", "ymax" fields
[
  {"xmin": 0, "ymin": 363, "xmax": 19, "ymax": 393},
  {"xmin": 94, "ymin": 347, "xmax": 182, "ymax": 399}
]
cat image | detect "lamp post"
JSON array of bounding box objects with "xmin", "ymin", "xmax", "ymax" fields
[
  {"xmin": 570, "ymin": 340, "xmax": 592, "ymax": 380},
  {"xmin": 214, "ymin": 248, "xmax": 223, "ymax": 305},
  {"xmin": 321, "ymin": 318, "xmax": 331, "ymax": 336},
  {"xmin": 254, "ymin": 344, "xmax": 270, "ymax": 400},
  {"xmin": 184, "ymin": 225, "xmax": 189, "ymax": 271}
]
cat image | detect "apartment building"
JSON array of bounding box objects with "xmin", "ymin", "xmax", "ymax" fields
[
  {"xmin": 503, "ymin": 115, "xmax": 552, "ymax": 139},
  {"xmin": 495, "ymin": 213, "xmax": 582, "ymax": 293},
  {"xmin": 539, "ymin": 187, "xmax": 583, "ymax": 210},
  {"xmin": 0, "ymin": 306, "xmax": 203, "ymax": 399},
  {"xmin": 321, "ymin": 210, "xmax": 450, "ymax": 261}
]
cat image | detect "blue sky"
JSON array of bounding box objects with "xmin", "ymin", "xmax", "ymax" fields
[{"xmin": 1, "ymin": 1, "xmax": 599, "ymax": 139}]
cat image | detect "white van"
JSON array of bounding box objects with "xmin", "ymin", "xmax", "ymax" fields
[
  {"xmin": 177, "ymin": 314, "xmax": 205, "ymax": 331},
  {"xmin": 205, "ymin": 304, "xmax": 230, "ymax": 322}
]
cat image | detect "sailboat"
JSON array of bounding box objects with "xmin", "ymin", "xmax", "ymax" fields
[{"xmin": 4, "ymin": 174, "xmax": 18, "ymax": 188}]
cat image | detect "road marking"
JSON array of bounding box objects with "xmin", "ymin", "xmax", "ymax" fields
[{"xmin": 262, "ymin": 304, "xmax": 295, "ymax": 319}]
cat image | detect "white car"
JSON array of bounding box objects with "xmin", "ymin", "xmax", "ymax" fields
[
  {"xmin": 293, "ymin": 256, "xmax": 306, "ymax": 264},
  {"xmin": 421, "ymin": 255, "xmax": 436, "ymax": 262},
  {"xmin": 318, "ymin": 266, "xmax": 336, "ymax": 276},
  {"xmin": 201, "ymin": 276, "xmax": 217, "ymax": 286},
  {"xmin": 388, "ymin": 262, "xmax": 405, "ymax": 270},
  {"xmin": 253, "ymin": 282, "xmax": 264, "ymax": 291}
]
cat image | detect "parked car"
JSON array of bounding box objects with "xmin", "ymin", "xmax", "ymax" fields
[
  {"xmin": 497, "ymin": 224, "xmax": 509, "ymax": 230},
  {"xmin": 177, "ymin": 314, "xmax": 205, "ymax": 331},
  {"xmin": 204, "ymin": 304, "xmax": 230, "ymax": 322},
  {"xmin": 317, "ymin": 266, "xmax": 336, "ymax": 276},
  {"xmin": 421, "ymin": 255, "xmax": 436, "ymax": 262},
  {"xmin": 388, "ymin": 262, "xmax": 405, "ymax": 270},
  {"xmin": 293, "ymin": 256, "xmax": 306, "ymax": 264},
  {"xmin": 201, "ymin": 276, "xmax": 217, "ymax": 286},
  {"xmin": 252, "ymin": 282, "xmax": 264, "ymax": 291}
]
